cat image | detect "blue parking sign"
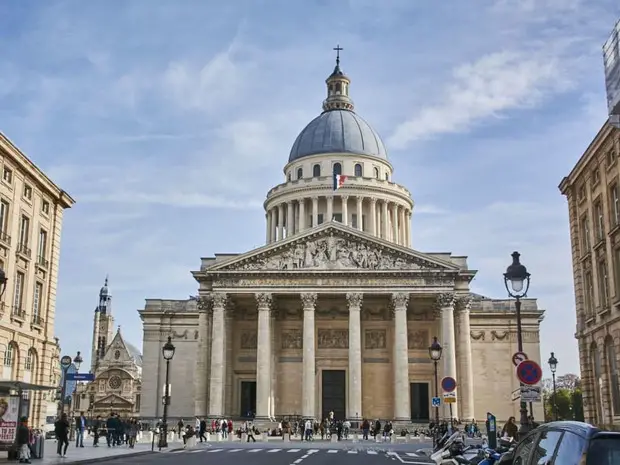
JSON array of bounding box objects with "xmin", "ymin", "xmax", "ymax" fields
[{"xmin": 432, "ymin": 396, "xmax": 441, "ymax": 407}]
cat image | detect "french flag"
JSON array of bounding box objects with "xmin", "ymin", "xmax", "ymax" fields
[{"xmin": 333, "ymin": 173, "xmax": 347, "ymax": 190}]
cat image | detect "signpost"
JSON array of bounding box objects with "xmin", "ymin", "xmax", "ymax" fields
[
  {"xmin": 520, "ymin": 385, "xmax": 542, "ymax": 403},
  {"xmin": 441, "ymin": 377, "xmax": 457, "ymax": 428},
  {"xmin": 516, "ymin": 360, "xmax": 543, "ymax": 386},
  {"xmin": 432, "ymin": 397, "xmax": 441, "ymax": 408},
  {"xmin": 512, "ymin": 351, "xmax": 528, "ymax": 367},
  {"xmin": 441, "ymin": 377, "xmax": 456, "ymax": 392},
  {"xmin": 66, "ymin": 373, "xmax": 95, "ymax": 382},
  {"xmin": 443, "ymin": 392, "xmax": 456, "ymax": 403},
  {"xmin": 58, "ymin": 355, "xmax": 73, "ymax": 416}
]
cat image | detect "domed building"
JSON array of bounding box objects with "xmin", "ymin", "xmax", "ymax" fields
[{"xmin": 139, "ymin": 55, "xmax": 545, "ymax": 426}]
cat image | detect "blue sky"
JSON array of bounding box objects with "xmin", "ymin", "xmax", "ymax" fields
[{"xmin": 1, "ymin": 0, "xmax": 618, "ymax": 378}]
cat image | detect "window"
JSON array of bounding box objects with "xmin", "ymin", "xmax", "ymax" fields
[
  {"xmin": 13, "ymin": 271, "xmax": 24, "ymax": 311},
  {"xmin": 594, "ymin": 345, "xmax": 604, "ymax": 423},
  {"xmin": 352, "ymin": 214, "xmax": 358, "ymax": 228},
  {"xmin": 611, "ymin": 184, "xmax": 620, "ymax": 227},
  {"xmin": 23, "ymin": 184, "xmax": 32, "ymax": 201},
  {"xmin": 41, "ymin": 200, "xmax": 50, "ymax": 215},
  {"xmin": 2, "ymin": 168, "xmax": 12, "ymax": 184},
  {"xmin": 385, "ymin": 172, "xmax": 389, "ymax": 181},
  {"xmin": 593, "ymin": 169, "xmax": 600, "ymax": 185},
  {"xmin": 296, "ymin": 167, "xmax": 303, "ymax": 180},
  {"xmin": 333, "ymin": 213, "xmax": 342, "ymax": 223},
  {"xmin": 354, "ymin": 164, "xmax": 362, "ymax": 177},
  {"xmin": 553, "ymin": 431, "xmax": 585, "ymax": 464},
  {"xmin": 614, "ymin": 249, "xmax": 620, "ymax": 297},
  {"xmin": 3, "ymin": 344, "xmax": 13, "ymax": 367},
  {"xmin": 585, "ymin": 270, "xmax": 594, "ymax": 317},
  {"xmin": 25, "ymin": 350, "xmax": 33, "ymax": 371},
  {"xmin": 595, "ymin": 201, "xmax": 605, "ymax": 241},
  {"xmin": 0, "ymin": 200, "xmax": 8, "ymax": 234},
  {"xmin": 606, "ymin": 338, "xmax": 620, "ymax": 415},
  {"xmin": 512, "ymin": 432, "xmax": 536, "ymax": 465},
  {"xmin": 608, "ymin": 149, "xmax": 617, "ymax": 167},
  {"xmin": 579, "ymin": 185, "xmax": 586, "ymax": 201},
  {"xmin": 580, "ymin": 215, "xmax": 591, "ymax": 253},
  {"xmin": 317, "ymin": 214, "xmax": 324, "ymax": 225},
  {"xmin": 599, "ymin": 259, "xmax": 609, "ymax": 307},
  {"xmin": 38, "ymin": 229, "xmax": 47, "ymax": 260},
  {"xmin": 287, "ymin": 172, "xmax": 291, "ymax": 182},
  {"xmin": 19, "ymin": 216, "xmax": 29, "ymax": 246},
  {"xmin": 530, "ymin": 430, "xmax": 562, "ymax": 464},
  {"xmin": 374, "ymin": 167, "xmax": 379, "ymax": 179},
  {"xmin": 313, "ymin": 164, "xmax": 321, "ymax": 177},
  {"xmin": 588, "ymin": 436, "xmax": 620, "ymax": 464},
  {"xmin": 333, "ymin": 163, "xmax": 342, "ymax": 176},
  {"xmin": 32, "ymin": 282, "xmax": 42, "ymax": 319}
]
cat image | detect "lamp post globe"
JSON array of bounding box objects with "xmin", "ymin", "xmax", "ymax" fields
[
  {"xmin": 548, "ymin": 352, "xmax": 558, "ymax": 374},
  {"xmin": 548, "ymin": 352, "xmax": 559, "ymax": 421},
  {"xmin": 73, "ymin": 351, "xmax": 83, "ymax": 371},
  {"xmin": 504, "ymin": 251, "xmax": 531, "ymax": 298},
  {"xmin": 429, "ymin": 336, "xmax": 443, "ymax": 361},
  {"xmin": 162, "ymin": 336, "xmax": 176, "ymax": 361},
  {"xmin": 0, "ymin": 268, "xmax": 7, "ymax": 297}
]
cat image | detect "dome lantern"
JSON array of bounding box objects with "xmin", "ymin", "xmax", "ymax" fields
[{"xmin": 322, "ymin": 45, "xmax": 354, "ymax": 112}]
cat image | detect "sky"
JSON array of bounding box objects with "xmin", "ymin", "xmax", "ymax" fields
[{"xmin": 0, "ymin": 0, "xmax": 618, "ymax": 380}]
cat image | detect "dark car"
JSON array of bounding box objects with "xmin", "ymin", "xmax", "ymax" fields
[{"xmin": 499, "ymin": 421, "xmax": 620, "ymax": 465}]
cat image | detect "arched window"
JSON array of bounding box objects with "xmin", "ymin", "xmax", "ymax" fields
[
  {"xmin": 374, "ymin": 167, "xmax": 379, "ymax": 179},
  {"xmin": 354, "ymin": 164, "xmax": 362, "ymax": 177},
  {"xmin": 606, "ymin": 337, "xmax": 620, "ymax": 415},
  {"xmin": 333, "ymin": 163, "xmax": 342, "ymax": 176},
  {"xmin": 3, "ymin": 344, "xmax": 13, "ymax": 367},
  {"xmin": 385, "ymin": 172, "xmax": 390, "ymax": 181},
  {"xmin": 25, "ymin": 350, "xmax": 33, "ymax": 371},
  {"xmin": 3, "ymin": 342, "xmax": 17, "ymax": 380},
  {"xmin": 297, "ymin": 167, "xmax": 303, "ymax": 180},
  {"xmin": 593, "ymin": 343, "xmax": 604, "ymax": 423},
  {"xmin": 287, "ymin": 172, "xmax": 291, "ymax": 182},
  {"xmin": 313, "ymin": 164, "xmax": 321, "ymax": 177}
]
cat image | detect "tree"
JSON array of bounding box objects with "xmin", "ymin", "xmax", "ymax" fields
[
  {"xmin": 542, "ymin": 373, "xmax": 583, "ymax": 422},
  {"xmin": 572, "ymin": 389, "xmax": 584, "ymax": 422},
  {"xmin": 547, "ymin": 388, "xmax": 573, "ymax": 420}
]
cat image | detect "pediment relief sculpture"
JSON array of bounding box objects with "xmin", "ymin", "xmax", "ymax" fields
[
  {"xmin": 408, "ymin": 329, "xmax": 429, "ymax": 350},
  {"xmin": 364, "ymin": 329, "xmax": 386, "ymax": 349},
  {"xmin": 221, "ymin": 232, "xmax": 442, "ymax": 272},
  {"xmin": 491, "ymin": 330, "xmax": 509, "ymax": 341},
  {"xmin": 240, "ymin": 331, "xmax": 257, "ymax": 349},
  {"xmin": 171, "ymin": 329, "xmax": 189, "ymax": 340},
  {"xmin": 318, "ymin": 329, "xmax": 349, "ymax": 349},
  {"xmin": 281, "ymin": 330, "xmax": 302, "ymax": 349},
  {"xmin": 471, "ymin": 331, "xmax": 485, "ymax": 341}
]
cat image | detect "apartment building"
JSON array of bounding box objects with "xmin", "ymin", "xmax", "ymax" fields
[
  {"xmin": 559, "ymin": 121, "xmax": 620, "ymax": 428},
  {"xmin": 0, "ymin": 132, "xmax": 74, "ymax": 428}
]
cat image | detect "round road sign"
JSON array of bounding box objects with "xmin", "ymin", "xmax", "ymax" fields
[
  {"xmin": 441, "ymin": 376, "xmax": 457, "ymax": 392},
  {"xmin": 60, "ymin": 355, "xmax": 72, "ymax": 368},
  {"xmin": 516, "ymin": 360, "xmax": 542, "ymax": 385},
  {"xmin": 512, "ymin": 351, "xmax": 528, "ymax": 367}
]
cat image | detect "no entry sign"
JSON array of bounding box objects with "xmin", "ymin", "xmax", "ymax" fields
[
  {"xmin": 512, "ymin": 351, "xmax": 528, "ymax": 367},
  {"xmin": 441, "ymin": 376, "xmax": 457, "ymax": 392},
  {"xmin": 516, "ymin": 360, "xmax": 542, "ymax": 385}
]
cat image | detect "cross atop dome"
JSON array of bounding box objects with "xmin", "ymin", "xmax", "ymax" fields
[{"xmin": 323, "ymin": 45, "xmax": 354, "ymax": 112}]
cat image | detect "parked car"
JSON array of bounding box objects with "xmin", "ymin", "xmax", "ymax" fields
[{"xmin": 499, "ymin": 421, "xmax": 620, "ymax": 464}]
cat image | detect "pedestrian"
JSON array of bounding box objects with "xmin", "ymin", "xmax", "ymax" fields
[
  {"xmin": 55, "ymin": 413, "xmax": 70, "ymax": 458},
  {"xmin": 199, "ymin": 418, "xmax": 207, "ymax": 442},
  {"xmin": 92, "ymin": 415, "xmax": 102, "ymax": 447},
  {"xmin": 16, "ymin": 416, "xmax": 31, "ymax": 464},
  {"xmin": 74, "ymin": 411, "xmax": 86, "ymax": 447}
]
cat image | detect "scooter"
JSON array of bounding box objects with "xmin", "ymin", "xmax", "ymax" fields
[
  {"xmin": 476, "ymin": 438, "xmax": 516, "ymax": 465},
  {"xmin": 430, "ymin": 432, "xmax": 477, "ymax": 464}
]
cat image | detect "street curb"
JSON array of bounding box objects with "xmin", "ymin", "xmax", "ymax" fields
[{"xmin": 55, "ymin": 451, "xmax": 155, "ymax": 464}]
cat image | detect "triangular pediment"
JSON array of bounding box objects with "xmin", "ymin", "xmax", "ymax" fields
[
  {"xmin": 94, "ymin": 394, "xmax": 133, "ymax": 407},
  {"xmin": 102, "ymin": 331, "xmax": 132, "ymax": 364},
  {"xmin": 208, "ymin": 222, "xmax": 461, "ymax": 273}
]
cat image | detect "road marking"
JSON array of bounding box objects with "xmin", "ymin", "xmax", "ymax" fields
[
  {"xmin": 301, "ymin": 455, "xmax": 308, "ymax": 459},
  {"xmin": 206, "ymin": 449, "xmax": 223, "ymax": 453},
  {"xmin": 227, "ymin": 449, "xmax": 243, "ymax": 453},
  {"xmin": 327, "ymin": 450, "xmax": 338, "ymax": 453},
  {"xmin": 308, "ymin": 449, "xmax": 319, "ymax": 454},
  {"xmin": 248, "ymin": 448, "xmax": 262, "ymax": 453},
  {"xmin": 406, "ymin": 452, "xmax": 421, "ymax": 457},
  {"xmin": 347, "ymin": 450, "xmax": 358, "ymax": 454},
  {"xmin": 287, "ymin": 448, "xmax": 301, "ymax": 452},
  {"xmin": 293, "ymin": 459, "xmax": 303, "ymax": 464},
  {"xmin": 268, "ymin": 449, "xmax": 282, "ymax": 452},
  {"xmin": 368, "ymin": 450, "xmax": 378, "ymax": 454}
]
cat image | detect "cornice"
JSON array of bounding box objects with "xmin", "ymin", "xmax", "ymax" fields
[{"xmin": 281, "ymin": 151, "xmax": 394, "ymax": 173}]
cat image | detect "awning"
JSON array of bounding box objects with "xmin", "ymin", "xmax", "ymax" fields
[{"xmin": 0, "ymin": 380, "xmax": 57, "ymax": 392}]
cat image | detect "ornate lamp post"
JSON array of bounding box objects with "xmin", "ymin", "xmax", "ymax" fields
[
  {"xmin": 59, "ymin": 351, "xmax": 82, "ymax": 416},
  {"xmin": 503, "ymin": 251, "xmax": 531, "ymax": 438},
  {"xmin": 429, "ymin": 336, "xmax": 443, "ymax": 447},
  {"xmin": 548, "ymin": 352, "xmax": 559, "ymax": 421},
  {"xmin": 158, "ymin": 336, "xmax": 176, "ymax": 449}
]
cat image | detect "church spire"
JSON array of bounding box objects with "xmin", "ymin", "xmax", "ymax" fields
[{"xmin": 322, "ymin": 45, "xmax": 354, "ymax": 112}]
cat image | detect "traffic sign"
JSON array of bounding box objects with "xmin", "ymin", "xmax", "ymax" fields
[
  {"xmin": 66, "ymin": 373, "xmax": 95, "ymax": 382},
  {"xmin": 516, "ymin": 360, "xmax": 543, "ymax": 385},
  {"xmin": 441, "ymin": 376, "xmax": 457, "ymax": 392},
  {"xmin": 512, "ymin": 351, "xmax": 528, "ymax": 367},
  {"xmin": 520, "ymin": 385, "xmax": 541, "ymax": 403},
  {"xmin": 443, "ymin": 392, "xmax": 456, "ymax": 403},
  {"xmin": 431, "ymin": 397, "xmax": 441, "ymax": 408},
  {"xmin": 60, "ymin": 355, "xmax": 72, "ymax": 368}
]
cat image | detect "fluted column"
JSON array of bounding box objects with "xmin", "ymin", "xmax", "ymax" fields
[
  {"xmin": 299, "ymin": 199, "xmax": 306, "ymax": 231},
  {"xmin": 456, "ymin": 295, "xmax": 475, "ymax": 421},
  {"xmin": 398, "ymin": 207, "xmax": 405, "ymax": 245},
  {"xmin": 392, "ymin": 293, "xmax": 410, "ymax": 420},
  {"xmin": 381, "ymin": 200, "xmax": 389, "ymax": 239},
  {"xmin": 356, "ymin": 197, "xmax": 363, "ymax": 230},
  {"xmin": 194, "ymin": 295, "xmax": 212, "ymax": 416},
  {"xmin": 327, "ymin": 195, "xmax": 333, "ymax": 222},
  {"xmin": 391, "ymin": 203, "xmax": 398, "ymax": 243},
  {"xmin": 341, "ymin": 195, "xmax": 349, "ymax": 226},
  {"xmin": 209, "ymin": 293, "xmax": 228, "ymax": 417},
  {"xmin": 369, "ymin": 198, "xmax": 377, "ymax": 236},
  {"xmin": 287, "ymin": 201, "xmax": 294, "ymax": 238},
  {"xmin": 347, "ymin": 293, "xmax": 363, "ymax": 419},
  {"xmin": 437, "ymin": 293, "xmax": 458, "ymax": 419},
  {"xmin": 301, "ymin": 292, "xmax": 318, "ymax": 419},
  {"xmin": 265, "ymin": 212, "xmax": 271, "ymax": 244},
  {"xmin": 312, "ymin": 197, "xmax": 319, "ymax": 227},
  {"xmin": 255, "ymin": 293, "xmax": 272, "ymax": 419},
  {"xmin": 277, "ymin": 204, "xmax": 284, "ymax": 240}
]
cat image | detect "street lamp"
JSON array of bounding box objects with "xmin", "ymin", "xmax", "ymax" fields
[
  {"xmin": 503, "ymin": 251, "xmax": 531, "ymax": 438},
  {"xmin": 58, "ymin": 351, "xmax": 82, "ymax": 417},
  {"xmin": 428, "ymin": 336, "xmax": 442, "ymax": 447},
  {"xmin": 548, "ymin": 352, "xmax": 559, "ymax": 421},
  {"xmin": 0, "ymin": 268, "xmax": 7, "ymax": 297},
  {"xmin": 73, "ymin": 351, "xmax": 83, "ymax": 371},
  {"xmin": 158, "ymin": 336, "xmax": 176, "ymax": 449}
]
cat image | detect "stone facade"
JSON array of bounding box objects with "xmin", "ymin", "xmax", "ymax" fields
[
  {"xmin": 139, "ymin": 57, "xmax": 545, "ymax": 426},
  {"xmin": 0, "ymin": 132, "xmax": 74, "ymax": 429},
  {"xmin": 560, "ymin": 122, "xmax": 620, "ymax": 428}
]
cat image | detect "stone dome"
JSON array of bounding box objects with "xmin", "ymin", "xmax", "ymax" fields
[{"xmin": 288, "ymin": 109, "xmax": 388, "ymax": 162}]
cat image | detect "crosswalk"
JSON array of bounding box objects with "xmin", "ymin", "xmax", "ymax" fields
[{"xmin": 166, "ymin": 447, "xmax": 419, "ymax": 456}]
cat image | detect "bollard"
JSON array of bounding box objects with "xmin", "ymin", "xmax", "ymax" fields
[
  {"xmin": 216, "ymin": 432, "xmax": 222, "ymax": 442},
  {"xmin": 331, "ymin": 434, "xmax": 338, "ymax": 443},
  {"xmin": 205, "ymin": 432, "xmax": 210, "ymax": 442}
]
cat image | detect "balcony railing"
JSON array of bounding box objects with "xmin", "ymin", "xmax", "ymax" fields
[
  {"xmin": 11, "ymin": 307, "xmax": 26, "ymax": 320},
  {"xmin": 0, "ymin": 230, "xmax": 11, "ymax": 246},
  {"xmin": 36, "ymin": 255, "xmax": 49, "ymax": 269},
  {"xmin": 31, "ymin": 315, "xmax": 44, "ymax": 327},
  {"xmin": 17, "ymin": 243, "xmax": 31, "ymax": 259}
]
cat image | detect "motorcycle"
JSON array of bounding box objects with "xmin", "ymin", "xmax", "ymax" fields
[
  {"xmin": 476, "ymin": 437, "xmax": 516, "ymax": 465},
  {"xmin": 430, "ymin": 432, "xmax": 479, "ymax": 464}
]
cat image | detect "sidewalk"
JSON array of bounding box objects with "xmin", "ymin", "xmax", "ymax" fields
[{"xmin": 0, "ymin": 441, "xmax": 155, "ymax": 464}]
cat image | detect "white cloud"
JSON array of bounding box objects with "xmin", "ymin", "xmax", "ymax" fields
[{"xmin": 388, "ymin": 51, "xmax": 571, "ymax": 148}]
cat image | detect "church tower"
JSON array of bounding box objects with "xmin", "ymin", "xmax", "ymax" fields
[{"xmin": 90, "ymin": 277, "xmax": 114, "ymax": 373}]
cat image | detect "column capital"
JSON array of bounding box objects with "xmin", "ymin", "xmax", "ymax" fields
[
  {"xmin": 341, "ymin": 195, "xmax": 349, "ymax": 201},
  {"xmin": 195, "ymin": 295, "xmax": 213, "ymax": 314},
  {"xmin": 311, "ymin": 196, "xmax": 319, "ymax": 202},
  {"xmin": 346, "ymin": 292, "xmax": 363, "ymax": 309},
  {"xmin": 301, "ymin": 292, "xmax": 318, "ymax": 309},
  {"xmin": 298, "ymin": 198, "xmax": 306, "ymax": 205},
  {"xmin": 455, "ymin": 294, "xmax": 472, "ymax": 313},
  {"xmin": 278, "ymin": 203, "xmax": 285, "ymax": 210},
  {"xmin": 436, "ymin": 292, "xmax": 456, "ymax": 309},
  {"xmin": 255, "ymin": 292, "xmax": 273, "ymax": 310},
  {"xmin": 212, "ymin": 293, "xmax": 228, "ymax": 309},
  {"xmin": 391, "ymin": 292, "xmax": 409, "ymax": 310},
  {"xmin": 370, "ymin": 197, "xmax": 377, "ymax": 204}
]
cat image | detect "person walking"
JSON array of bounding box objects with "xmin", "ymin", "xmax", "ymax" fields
[
  {"xmin": 74, "ymin": 411, "xmax": 86, "ymax": 448},
  {"xmin": 55, "ymin": 413, "xmax": 70, "ymax": 458},
  {"xmin": 16, "ymin": 416, "xmax": 31, "ymax": 464}
]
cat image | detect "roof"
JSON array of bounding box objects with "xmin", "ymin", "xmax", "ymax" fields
[
  {"xmin": 288, "ymin": 109, "xmax": 388, "ymax": 162},
  {"xmin": 0, "ymin": 381, "xmax": 57, "ymax": 392},
  {"xmin": 125, "ymin": 341, "xmax": 143, "ymax": 367}
]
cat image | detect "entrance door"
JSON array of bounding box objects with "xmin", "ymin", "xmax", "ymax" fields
[
  {"xmin": 322, "ymin": 370, "xmax": 346, "ymax": 420},
  {"xmin": 240, "ymin": 381, "xmax": 257, "ymax": 418},
  {"xmin": 410, "ymin": 383, "xmax": 430, "ymax": 421}
]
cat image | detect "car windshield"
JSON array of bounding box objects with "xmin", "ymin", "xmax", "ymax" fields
[{"xmin": 587, "ymin": 436, "xmax": 620, "ymax": 465}]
